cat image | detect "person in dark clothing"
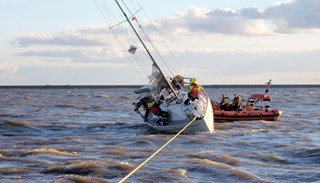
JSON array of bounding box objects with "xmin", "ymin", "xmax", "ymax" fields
[
  {"xmin": 134, "ymin": 95, "xmax": 169, "ymax": 125},
  {"xmin": 134, "ymin": 95, "xmax": 150, "ymax": 121},
  {"xmin": 172, "ymin": 75, "xmax": 185, "ymax": 90},
  {"xmin": 220, "ymin": 94, "xmax": 230, "ymax": 111},
  {"xmin": 231, "ymin": 94, "xmax": 242, "ymax": 111}
]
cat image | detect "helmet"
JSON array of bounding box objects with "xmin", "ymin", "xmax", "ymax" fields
[
  {"xmin": 190, "ymin": 78, "xmax": 197, "ymax": 84},
  {"xmin": 146, "ymin": 94, "xmax": 153, "ymax": 101}
]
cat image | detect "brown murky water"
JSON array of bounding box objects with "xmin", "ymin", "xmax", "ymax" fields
[{"xmin": 1, "ymin": 87, "xmax": 319, "ymax": 182}]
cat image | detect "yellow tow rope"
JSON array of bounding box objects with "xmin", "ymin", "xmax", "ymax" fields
[{"xmin": 118, "ymin": 116, "xmax": 197, "ymax": 183}]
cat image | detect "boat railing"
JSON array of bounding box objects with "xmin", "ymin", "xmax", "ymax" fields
[
  {"xmin": 185, "ymin": 90, "xmax": 208, "ymax": 118},
  {"xmin": 198, "ymin": 90, "xmax": 209, "ymax": 114},
  {"xmin": 170, "ymin": 85, "xmax": 208, "ymax": 120}
]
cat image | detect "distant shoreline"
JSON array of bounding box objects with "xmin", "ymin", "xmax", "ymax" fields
[{"xmin": 0, "ymin": 84, "xmax": 319, "ymax": 89}]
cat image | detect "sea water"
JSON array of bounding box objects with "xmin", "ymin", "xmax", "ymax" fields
[{"xmin": 0, "ymin": 87, "xmax": 319, "ymax": 183}]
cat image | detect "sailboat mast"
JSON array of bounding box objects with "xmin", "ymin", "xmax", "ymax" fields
[{"xmin": 114, "ymin": 0, "xmax": 180, "ymax": 100}]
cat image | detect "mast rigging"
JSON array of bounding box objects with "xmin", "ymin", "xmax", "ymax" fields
[{"xmin": 114, "ymin": 0, "xmax": 180, "ymax": 100}]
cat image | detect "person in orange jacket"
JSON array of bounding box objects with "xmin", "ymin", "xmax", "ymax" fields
[{"xmin": 184, "ymin": 78, "xmax": 203, "ymax": 105}]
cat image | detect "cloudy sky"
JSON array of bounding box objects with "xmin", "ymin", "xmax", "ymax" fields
[{"xmin": 0, "ymin": 0, "xmax": 319, "ymax": 85}]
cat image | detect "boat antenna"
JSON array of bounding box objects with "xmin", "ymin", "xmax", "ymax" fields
[
  {"xmin": 114, "ymin": 0, "xmax": 180, "ymax": 100},
  {"xmin": 265, "ymin": 79, "xmax": 271, "ymax": 95}
]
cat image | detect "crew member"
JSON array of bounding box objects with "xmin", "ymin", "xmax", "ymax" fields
[
  {"xmin": 134, "ymin": 95, "xmax": 169, "ymax": 125},
  {"xmin": 172, "ymin": 75, "xmax": 185, "ymax": 90},
  {"xmin": 245, "ymin": 98, "xmax": 254, "ymax": 111},
  {"xmin": 232, "ymin": 94, "xmax": 242, "ymax": 111},
  {"xmin": 220, "ymin": 94, "xmax": 230, "ymax": 110},
  {"xmin": 134, "ymin": 95, "xmax": 152, "ymax": 122},
  {"xmin": 184, "ymin": 78, "xmax": 203, "ymax": 105}
]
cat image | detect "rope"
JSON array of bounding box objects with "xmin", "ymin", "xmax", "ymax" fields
[{"xmin": 118, "ymin": 116, "xmax": 198, "ymax": 183}]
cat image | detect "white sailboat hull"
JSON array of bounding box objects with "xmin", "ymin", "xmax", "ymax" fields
[{"xmin": 145, "ymin": 95, "xmax": 214, "ymax": 134}]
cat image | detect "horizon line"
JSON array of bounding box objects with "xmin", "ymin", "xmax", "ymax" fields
[{"xmin": 0, "ymin": 84, "xmax": 319, "ymax": 89}]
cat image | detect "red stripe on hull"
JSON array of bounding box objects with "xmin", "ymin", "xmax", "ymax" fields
[{"xmin": 214, "ymin": 110, "xmax": 281, "ymax": 122}]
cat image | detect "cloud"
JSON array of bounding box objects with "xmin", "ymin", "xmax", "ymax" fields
[
  {"xmin": 147, "ymin": 0, "xmax": 320, "ymax": 38},
  {"xmin": 10, "ymin": 0, "xmax": 320, "ymax": 52},
  {"xmin": 15, "ymin": 47, "xmax": 128, "ymax": 63},
  {"xmin": 10, "ymin": 0, "xmax": 320, "ymax": 67},
  {"xmin": 11, "ymin": 0, "xmax": 320, "ymax": 51},
  {"xmin": 187, "ymin": 7, "xmax": 268, "ymax": 35},
  {"xmin": 11, "ymin": 33, "xmax": 103, "ymax": 47},
  {"xmin": 11, "ymin": 25, "xmax": 111, "ymax": 48},
  {"xmin": 0, "ymin": 62, "xmax": 18, "ymax": 73},
  {"xmin": 11, "ymin": 24, "xmax": 131, "ymax": 63},
  {"xmin": 168, "ymin": 49, "xmax": 320, "ymax": 84},
  {"xmin": 16, "ymin": 50, "xmax": 84, "ymax": 58},
  {"xmin": 154, "ymin": 6, "xmax": 271, "ymax": 37},
  {"xmin": 264, "ymin": 0, "xmax": 320, "ymax": 32},
  {"xmin": 240, "ymin": 8, "xmax": 264, "ymax": 19}
]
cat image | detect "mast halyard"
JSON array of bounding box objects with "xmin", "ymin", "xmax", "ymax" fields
[{"xmin": 114, "ymin": 0, "xmax": 180, "ymax": 100}]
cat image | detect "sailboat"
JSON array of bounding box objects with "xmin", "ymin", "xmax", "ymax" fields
[{"xmin": 112, "ymin": 0, "xmax": 214, "ymax": 134}]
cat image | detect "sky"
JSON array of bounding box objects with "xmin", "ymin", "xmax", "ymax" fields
[{"xmin": 0, "ymin": 0, "xmax": 320, "ymax": 85}]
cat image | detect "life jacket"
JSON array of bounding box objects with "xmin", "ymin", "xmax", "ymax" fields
[
  {"xmin": 232, "ymin": 96, "xmax": 241, "ymax": 106},
  {"xmin": 221, "ymin": 97, "xmax": 229, "ymax": 105},
  {"xmin": 147, "ymin": 101, "xmax": 155, "ymax": 108},
  {"xmin": 147, "ymin": 101, "xmax": 160, "ymax": 115},
  {"xmin": 188, "ymin": 83, "xmax": 201, "ymax": 98}
]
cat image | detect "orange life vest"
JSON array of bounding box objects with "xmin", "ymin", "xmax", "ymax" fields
[{"xmin": 189, "ymin": 83, "xmax": 201, "ymax": 98}]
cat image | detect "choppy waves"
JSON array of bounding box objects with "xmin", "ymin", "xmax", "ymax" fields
[{"xmin": 0, "ymin": 88, "xmax": 319, "ymax": 182}]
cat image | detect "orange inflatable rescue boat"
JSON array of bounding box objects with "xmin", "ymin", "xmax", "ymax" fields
[{"xmin": 212, "ymin": 80, "xmax": 282, "ymax": 122}]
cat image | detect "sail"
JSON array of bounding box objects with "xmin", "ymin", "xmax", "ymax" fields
[{"xmin": 133, "ymin": 64, "xmax": 168, "ymax": 95}]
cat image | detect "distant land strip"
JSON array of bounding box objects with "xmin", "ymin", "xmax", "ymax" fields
[{"xmin": 0, "ymin": 84, "xmax": 319, "ymax": 89}]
